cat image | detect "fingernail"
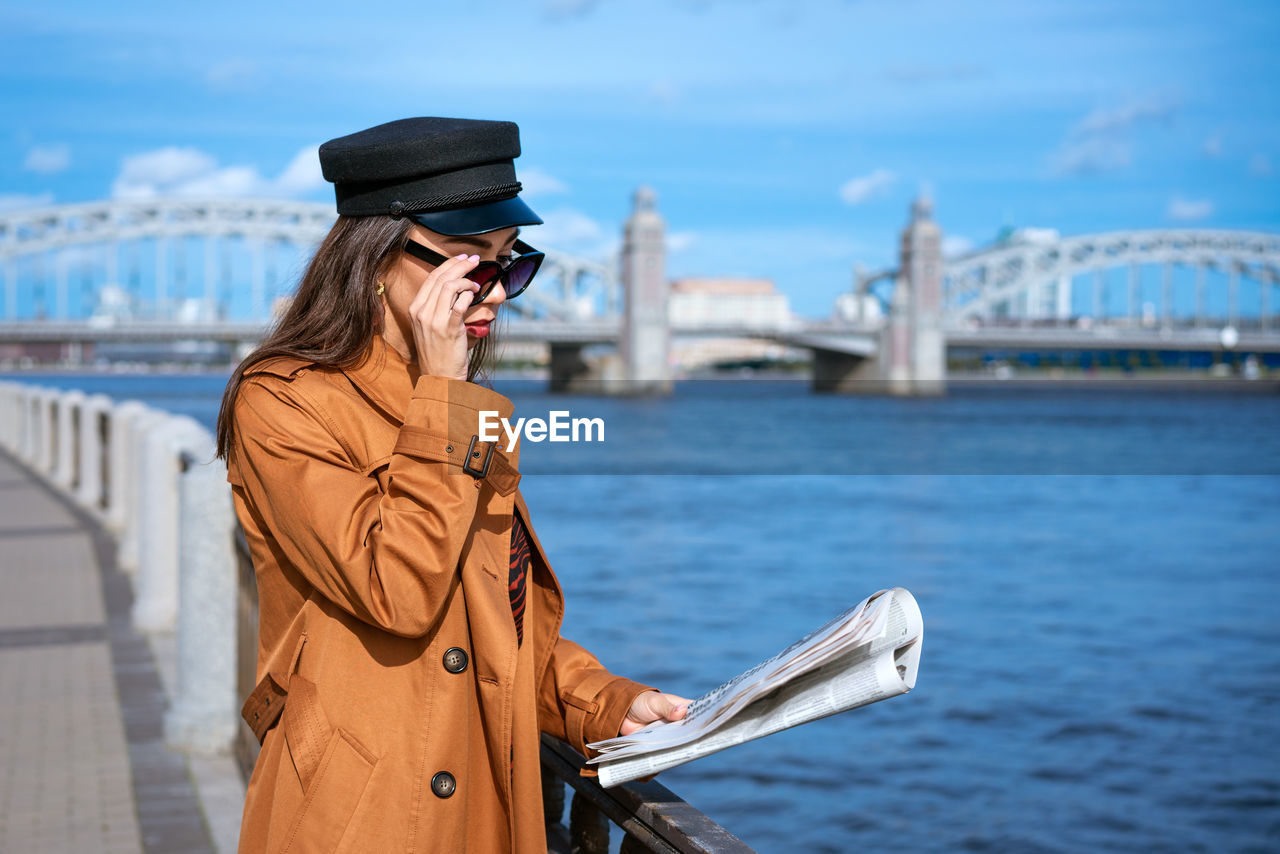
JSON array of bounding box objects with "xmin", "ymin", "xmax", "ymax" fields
[
  {"xmin": 456, "ymin": 253, "xmax": 468, "ymax": 260},
  {"xmin": 468, "ymin": 254, "xmax": 479, "ymax": 262}
]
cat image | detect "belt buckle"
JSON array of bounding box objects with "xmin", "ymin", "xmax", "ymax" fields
[{"xmin": 463, "ymin": 435, "xmax": 494, "ymax": 478}]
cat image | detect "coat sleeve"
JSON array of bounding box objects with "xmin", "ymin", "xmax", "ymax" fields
[
  {"xmin": 537, "ymin": 637, "xmax": 657, "ymax": 759},
  {"xmin": 228, "ymin": 370, "xmax": 515, "ymax": 638}
]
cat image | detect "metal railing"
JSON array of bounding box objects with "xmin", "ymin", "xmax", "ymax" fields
[{"xmin": 540, "ymin": 735, "xmax": 755, "ymax": 853}]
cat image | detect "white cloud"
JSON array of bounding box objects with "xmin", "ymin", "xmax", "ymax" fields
[
  {"xmin": 111, "ymin": 144, "xmax": 325, "ymax": 200},
  {"xmin": 1202, "ymin": 132, "xmax": 1224, "ymax": 158},
  {"xmin": 667, "ymin": 231, "xmax": 698, "ymax": 252},
  {"xmin": 528, "ymin": 207, "xmax": 618, "ymax": 258},
  {"xmin": 1050, "ymin": 136, "xmax": 1132, "ymax": 176},
  {"xmin": 941, "ymin": 235, "xmax": 973, "ymax": 258},
  {"xmin": 519, "ymin": 166, "xmax": 569, "ymax": 197},
  {"xmin": 112, "ymin": 147, "xmax": 217, "ymax": 198},
  {"xmin": 1072, "ymin": 97, "xmax": 1177, "ymax": 136},
  {"xmin": 1011, "ymin": 227, "xmax": 1061, "ymax": 245},
  {"xmin": 1249, "ymin": 153, "xmax": 1273, "ymax": 177},
  {"xmin": 0, "ymin": 192, "xmax": 55, "ymax": 211},
  {"xmin": 167, "ymin": 165, "xmax": 263, "ymax": 197},
  {"xmin": 274, "ymin": 145, "xmax": 325, "ymax": 195},
  {"xmin": 839, "ymin": 168, "xmax": 897, "ymax": 205},
  {"xmin": 23, "ymin": 144, "xmax": 70, "ymax": 175},
  {"xmin": 1166, "ymin": 195, "xmax": 1214, "ymax": 221},
  {"xmin": 1051, "ymin": 94, "xmax": 1179, "ymax": 177},
  {"xmin": 541, "ymin": 208, "xmax": 604, "ymax": 243}
]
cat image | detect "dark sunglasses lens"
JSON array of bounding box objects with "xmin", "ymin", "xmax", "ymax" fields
[
  {"xmin": 466, "ymin": 264, "xmax": 501, "ymax": 286},
  {"xmin": 504, "ymin": 257, "xmax": 540, "ymax": 296}
]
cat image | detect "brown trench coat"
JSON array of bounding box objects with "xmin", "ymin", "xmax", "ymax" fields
[{"xmin": 226, "ymin": 335, "xmax": 655, "ymax": 853}]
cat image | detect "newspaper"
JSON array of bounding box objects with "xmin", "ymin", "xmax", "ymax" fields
[{"xmin": 586, "ymin": 587, "xmax": 923, "ymax": 788}]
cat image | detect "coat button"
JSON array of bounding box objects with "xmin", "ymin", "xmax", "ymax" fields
[
  {"xmin": 442, "ymin": 647, "xmax": 468, "ymax": 674},
  {"xmin": 431, "ymin": 771, "xmax": 456, "ymax": 799}
]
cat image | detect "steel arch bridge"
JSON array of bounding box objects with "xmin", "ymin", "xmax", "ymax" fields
[
  {"xmin": 857, "ymin": 229, "xmax": 1280, "ymax": 329},
  {"xmin": 0, "ymin": 198, "xmax": 620, "ymax": 323}
]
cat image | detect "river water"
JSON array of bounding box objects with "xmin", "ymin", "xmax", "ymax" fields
[{"xmin": 9, "ymin": 371, "xmax": 1279, "ymax": 853}]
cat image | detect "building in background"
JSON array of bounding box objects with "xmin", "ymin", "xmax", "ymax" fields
[{"xmin": 667, "ymin": 276, "xmax": 801, "ymax": 370}]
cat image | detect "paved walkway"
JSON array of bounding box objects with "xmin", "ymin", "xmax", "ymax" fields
[{"xmin": 0, "ymin": 450, "xmax": 220, "ymax": 853}]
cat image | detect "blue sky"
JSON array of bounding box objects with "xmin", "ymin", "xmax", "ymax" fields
[{"xmin": 2, "ymin": 0, "xmax": 1277, "ymax": 316}]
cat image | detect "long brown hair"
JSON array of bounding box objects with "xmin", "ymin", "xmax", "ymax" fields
[{"xmin": 215, "ymin": 215, "xmax": 500, "ymax": 459}]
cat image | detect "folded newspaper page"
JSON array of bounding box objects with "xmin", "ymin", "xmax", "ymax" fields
[{"xmin": 587, "ymin": 587, "xmax": 923, "ymax": 788}]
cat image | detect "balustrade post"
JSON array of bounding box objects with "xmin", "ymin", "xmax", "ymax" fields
[
  {"xmin": 133, "ymin": 415, "xmax": 208, "ymax": 633},
  {"xmin": 0, "ymin": 383, "xmax": 18, "ymax": 451},
  {"xmin": 106, "ymin": 401, "xmax": 151, "ymax": 537},
  {"xmin": 165, "ymin": 429, "xmax": 238, "ymax": 754},
  {"xmin": 53, "ymin": 389, "xmax": 84, "ymax": 490},
  {"xmin": 21, "ymin": 388, "xmax": 40, "ymax": 463},
  {"xmin": 75, "ymin": 394, "xmax": 112, "ymax": 512},
  {"xmin": 0, "ymin": 384, "xmax": 8, "ymax": 451},
  {"xmin": 117, "ymin": 406, "xmax": 165, "ymax": 573},
  {"xmin": 37, "ymin": 389, "xmax": 58, "ymax": 474}
]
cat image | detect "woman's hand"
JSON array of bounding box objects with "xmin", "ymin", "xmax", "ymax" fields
[
  {"xmin": 620, "ymin": 691, "xmax": 691, "ymax": 736},
  {"xmin": 407, "ymin": 253, "xmax": 482, "ymax": 380}
]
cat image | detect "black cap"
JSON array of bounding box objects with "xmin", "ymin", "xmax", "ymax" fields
[{"xmin": 318, "ymin": 117, "xmax": 543, "ymax": 235}]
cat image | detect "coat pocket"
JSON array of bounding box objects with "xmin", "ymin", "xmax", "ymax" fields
[{"xmin": 279, "ymin": 675, "xmax": 378, "ymax": 854}]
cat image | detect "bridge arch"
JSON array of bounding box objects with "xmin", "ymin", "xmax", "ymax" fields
[
  {"xmin": 943, "ymin": 229, "xmax": 1280, "ymax": 327},
  {"xmin": 0, "ymin": 198, "xmax": 620, "ymax": 324},
  {"xmin": 855, "ymin": 228, "xmax": 1280, "ymax": 330}
]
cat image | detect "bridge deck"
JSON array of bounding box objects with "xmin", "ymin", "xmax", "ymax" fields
[{"xmin": 0, "ymin": 450, "xmax": 227, "ymax": 854}]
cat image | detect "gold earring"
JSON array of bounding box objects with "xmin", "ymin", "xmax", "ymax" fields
[{"xmin": 376, "ymin": 280, "xmax": 386, "ymax": 296}]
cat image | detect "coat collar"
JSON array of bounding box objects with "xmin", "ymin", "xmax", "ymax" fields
[{"xmin": 339, "ymin": 335, "xmax": 419, "ymax": 424}]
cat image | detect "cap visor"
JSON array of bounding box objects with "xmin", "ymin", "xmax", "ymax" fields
[{"xmin": 408, "ymin": 196, "xmax": 543, "ymax": 237}]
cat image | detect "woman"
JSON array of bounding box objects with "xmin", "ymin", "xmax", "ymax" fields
[{"xmin": 216, "ymin": 117, "xmax": 688, "ymax": 853}]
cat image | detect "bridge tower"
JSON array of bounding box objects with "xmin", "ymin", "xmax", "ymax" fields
[
  {"xmin": 888, "ymin": 192, "xmax": 946, "ymax": 395},
  {"xmin": 620, "ymin": 186, "xmax": 671, "ymax": 394}
]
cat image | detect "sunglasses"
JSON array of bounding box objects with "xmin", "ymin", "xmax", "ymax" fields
[{"xmin": 403, "ymin": 238, "xmax": 544, "ymax": 302}]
